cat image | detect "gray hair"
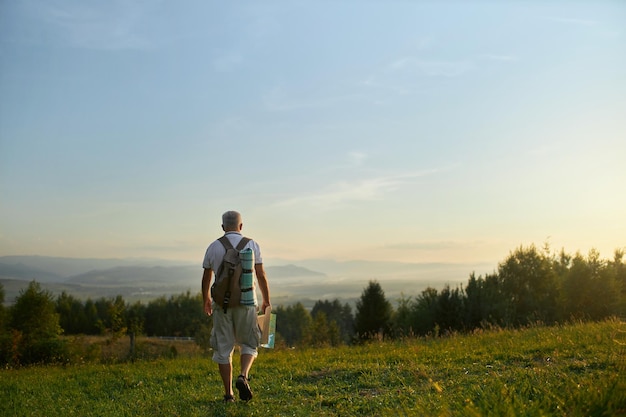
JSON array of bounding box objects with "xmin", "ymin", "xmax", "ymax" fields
[{"xmin": 222, "ymin": 211, "xmax": 242, "ymax": 231}]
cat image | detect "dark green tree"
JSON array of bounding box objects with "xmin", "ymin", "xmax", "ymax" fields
[
  {"xmin": 144, "ymin": 296, "xmax": 169, "ymax": 336},
  {"xmin": 83, "ymin": 299, "xmax": 100, "ymax": 334},
  {"xmin": 435, "ymin": 284, "xmax": 465, "ymax": 332},
  {"xmin": 412, "ymin": 287, "xmax": 439, "ymax": 335},
  {"xmin": 126, "ymin": 301, "xmax": 146, "ymax": 336},
  {"xmin": 93, "ymin": 297, "xmax": 113, "ymax": 334},
  {"xmin": 561, "ymin": 250, "xmax": 619, "ymax": 320},
  {"xmin": 0, "ymin": 283, "xmax": 9, "ymax": 364},
  {"xmin": 463, "ymin": 272, "xmax": 506, "ymax": 328},
  {"xmin": 9, "ymin": 281, "xmax": 66, "ymax": 364},
  {"xmin": 56, "ymin": 292, "xmax": 89, "ymax": 334},
  {"xmin": 89, "ymin": 296, "xmax": 128, "ymax": 339},
  {"xmin": 497, "ymin": 245, "xmax": 559, "ymax": 326},
  {"xmin": 0, "ymin": 283, "xmax": 5, "ymax": 331},
  {"xmin": 610, "ymin": 249, "xmax": 626, "ymax": 317},
  {"xmin": 194, "ymin": 320, "xmax": 213, "ymax": 355},
  {"xmin": 354, "ymin": 280, "xmax": 393, "ymax": 340},
  {"xmin": 463, "ymin": 273, "xmax": 483, "ymax": 329},
  {"xmin": 391, "ymin": 294, "xmax": 414, "ymax": 337},
  {"xmin": 274, "ymin": 302, "xmax": 312, "ymax": 346},
  {"xmin": 109, "ymin": 295, "xmax": 127, "ymax": 338},
  {"xmin": 167, "ymin": 291, "xmax": 204, "ymax": 337},
  {"xmin": 144, "ymin": 292, "xmax": 203, "ymax": 337},
  {"xmin": 311, "ymin": 299, "xmax": 354, "ymax": 344},
  {"xmin": 305, "ymin": 312, "xmax": 341, "ymax": 347}
]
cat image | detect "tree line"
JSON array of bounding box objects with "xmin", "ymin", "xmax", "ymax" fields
[{"xmin": 0, "ymin": 244, "xmax": 624, "ymax": 365}]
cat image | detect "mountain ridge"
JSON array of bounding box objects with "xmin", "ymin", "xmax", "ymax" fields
[{"xmin": 0, "ymin": 255, "xmax": 494, "ymax": 306}]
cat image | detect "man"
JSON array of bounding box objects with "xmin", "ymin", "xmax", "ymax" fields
[{"xmin": 202, "ymin": 210, "xmax": 271, "ymax": 403}]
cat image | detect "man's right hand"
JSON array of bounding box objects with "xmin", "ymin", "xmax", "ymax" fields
[{"xmin": 204, "ymin": 299, "xmax": 213, "ymax": 316}]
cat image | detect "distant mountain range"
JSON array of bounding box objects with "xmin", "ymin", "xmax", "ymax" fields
[{"xmin": 0, "ymin": 255, "xmax": 494, "ymax": 307}]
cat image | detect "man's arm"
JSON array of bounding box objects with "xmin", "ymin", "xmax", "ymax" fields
[
  {"xmin": 202, "ymin": 268, "xmax": 213, "ymax": 316},
  {"xmin": 255, "ymin": 263, "xmax": 270, "ymax": 313}
]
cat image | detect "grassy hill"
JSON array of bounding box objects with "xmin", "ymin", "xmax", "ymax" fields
[{"xmin": 1, "ymin": 319, "xmax": 624, "ymax": 416}]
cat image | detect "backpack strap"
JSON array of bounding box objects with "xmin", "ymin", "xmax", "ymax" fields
[
  {"xmin": 236, "ymin": 237, "xmax": 251, "ymax": 251},
  {"xmin": 218, "ymin": 235, "xmax": 234, "ymax": 250},
  {"xmin": 218, "ymin": 236, "xmax": 251, "ymax": 251}
]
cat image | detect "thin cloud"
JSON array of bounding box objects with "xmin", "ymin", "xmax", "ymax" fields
[
  {"xmin": 481, "ymin": 54, "xmax": 519, "ymax": 62},
  {"xmin": 527, "ymin": 142, "xmax": 564, "ymax": 158},
  {"xmin": 360, "ymin": 75, "xmax": 421, "ymax": 97},
  {"xmin": 263, "ymin": 87, "xmax": 366, "ymax": 112},
  {"xmin": 348, "ymin": 151, "xmax": 368, "ymax": 167},
  {"xmin": 138, "ymin": 241, "xmax": 198, "ymax": 255},
  {"xmin": 213, "ymin": 52, "xmax": 244, "ymax": 72},
  {"xmin": 208, "ymin": 116, "xmax": 249, "ymax": 141},
  {"xmin": 388, "ymin": 57, "xmax": 475, "ymax": 77},
  {"xmin": 359, "ymin": 53, "xmax": 474, "ymax": 99},
  {"xmin": 541, "ymin": 16, "xmax": 598, "ymax": 27},
  {"xmin": 382, "ymin": 240, "xmax": 481, "ymax": 252},
  {"xmin": 26, "ymin": 0, "xmax": 157, "ymax": 50},
  {"xmin": 413, "ymin": 36, "xmax": 433, "ymax": 51},
  {"xmin": 274, "ymin": 169, "xmax": 444, "ymax": 209}
]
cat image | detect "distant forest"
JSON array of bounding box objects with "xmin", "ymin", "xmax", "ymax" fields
[{"xmin": 1, "ymin": 244, "xmax": 624, "ymax": 365}]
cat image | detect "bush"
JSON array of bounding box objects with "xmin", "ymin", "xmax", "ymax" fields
[{"xmin": 3, "ymin": 282, "xmax": 66, "ymax": 366}]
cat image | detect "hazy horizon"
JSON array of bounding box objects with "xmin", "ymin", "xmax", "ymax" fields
[{"xmin": 0, "ymin": 254, "xmax": 498, "ymax": 307}]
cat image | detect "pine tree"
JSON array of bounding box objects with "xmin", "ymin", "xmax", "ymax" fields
[{"xmin": 354, "ymin": 281, "xmax": 393, "ymax": 340}]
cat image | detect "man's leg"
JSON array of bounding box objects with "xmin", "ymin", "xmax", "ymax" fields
[
  {"xmin": 235, "ymin": 355, "xmax": 254, "ymax": 401},
  {"xmin": 240, "ymin": 353, "xmax": 255, "ymax": 378},
  {"xmin": 218, "ymin": 363, "xmax": 233, "ymax": 397},
  {"xmin": 233, "ymin": 306, "xmax": 260, "ymax": 401},
  {"xmin": 211, "ymin": 305, "xmax": 236, "ymax": 401}
]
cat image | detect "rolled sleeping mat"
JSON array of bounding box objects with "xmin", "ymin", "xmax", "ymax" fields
[{"xmin": 239, "ymin": 248, "xmax": 255, "ymax": 306}]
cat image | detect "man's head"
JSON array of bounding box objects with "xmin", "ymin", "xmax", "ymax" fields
[{"xmin": 222, "ymin": 211, "xmax": 243, "ymax": 232}]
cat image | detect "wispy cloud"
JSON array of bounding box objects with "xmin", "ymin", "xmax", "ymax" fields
[
  {"xmin": 388, "ymin": 57, "xmax": 475, "ymax": 77},
  {"xmin": 481, "ymin": 54, "xmax": 519, "ymax": 62},
  {"xmin": 540, "ymin": 16, "xmax": 621, "ymax": 39},
  {"xmin": 359, "ymin": 75, "xmax": 421, "ymax": 98},
  {"xmin": 25, "ymin": 0, "xmax": 157, "ymax": 50},
  {"xmin": 527, "ymin": 141, "xmax": 565, "ymax": 158},
  {"xmin": 358, "ymin": 48, "xmax": 475, "ymax": 99},
  {"xmin": 212, "ymin": 52, "xmax": 244, "ymax": 72},
  {"xmin": 347, "ymin": 151, "xmax": 368, "ymax": 167},
  {"xmin": 208, "ymin": 116, "xmax": 249, "ymax": 140},
  {"xmin": 381, "ymin": 240, "xmax": 485, "ymax": 252},
  {"xmin": 413, "ymin": 36, "xmax": 433, "ymax": 51},
  {"xmin": 541, "ymin": 16, "xmax": 598, "ymax": 27},
  {"xmin": 263, "ymin": 87, "xmax": 367, "ymax": 112},
  {"xmin": 274, "ymin": 168, "xmax": 444, "ymax": 209}
]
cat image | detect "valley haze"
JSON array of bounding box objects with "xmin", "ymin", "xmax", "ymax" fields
[{"xmin": 0, "ymin": 255, "xmax": 493, "ymax": 308}]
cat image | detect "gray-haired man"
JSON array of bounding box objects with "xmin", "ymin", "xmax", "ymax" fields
[{"xmin": 201, "ymin": 211, "xmax": 271, "ymax": 403}]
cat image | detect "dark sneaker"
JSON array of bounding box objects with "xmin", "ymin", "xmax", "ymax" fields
[
  {"xmin": 235, "ymin": 375, "xmax": 253, "ymax": 401},
  {"xmin": 223, "ymin": 394, "xmax": 235, "ymax": 403}
]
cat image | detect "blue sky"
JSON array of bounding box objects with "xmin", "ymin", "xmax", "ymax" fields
[{"xmin": 1, "ymin": 1, "xmax": 624, "ymax": 266}]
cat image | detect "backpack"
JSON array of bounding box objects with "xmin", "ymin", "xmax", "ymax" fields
[{"xmin": 211, "ymin": 236, "xmax": 251, "ymax": 313}]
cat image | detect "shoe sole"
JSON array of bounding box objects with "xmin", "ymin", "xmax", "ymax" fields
[{"xmin": 236, "ymin": 378, "xmax": 253, "ymax": 401}]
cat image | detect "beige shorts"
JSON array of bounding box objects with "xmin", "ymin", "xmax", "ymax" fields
[{"xmin": 210, "ymin": 303, "xmax": 261, "ymax": 364}]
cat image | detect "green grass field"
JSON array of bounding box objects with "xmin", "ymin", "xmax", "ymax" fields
[{"xmin": 2, "ymin": 319, "xmax": 624, "ymax": 417}]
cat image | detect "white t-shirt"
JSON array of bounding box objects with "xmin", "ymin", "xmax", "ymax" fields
[{"xmin": 202, "ymin": 231, "xmax": 263, "ymax": 305}]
